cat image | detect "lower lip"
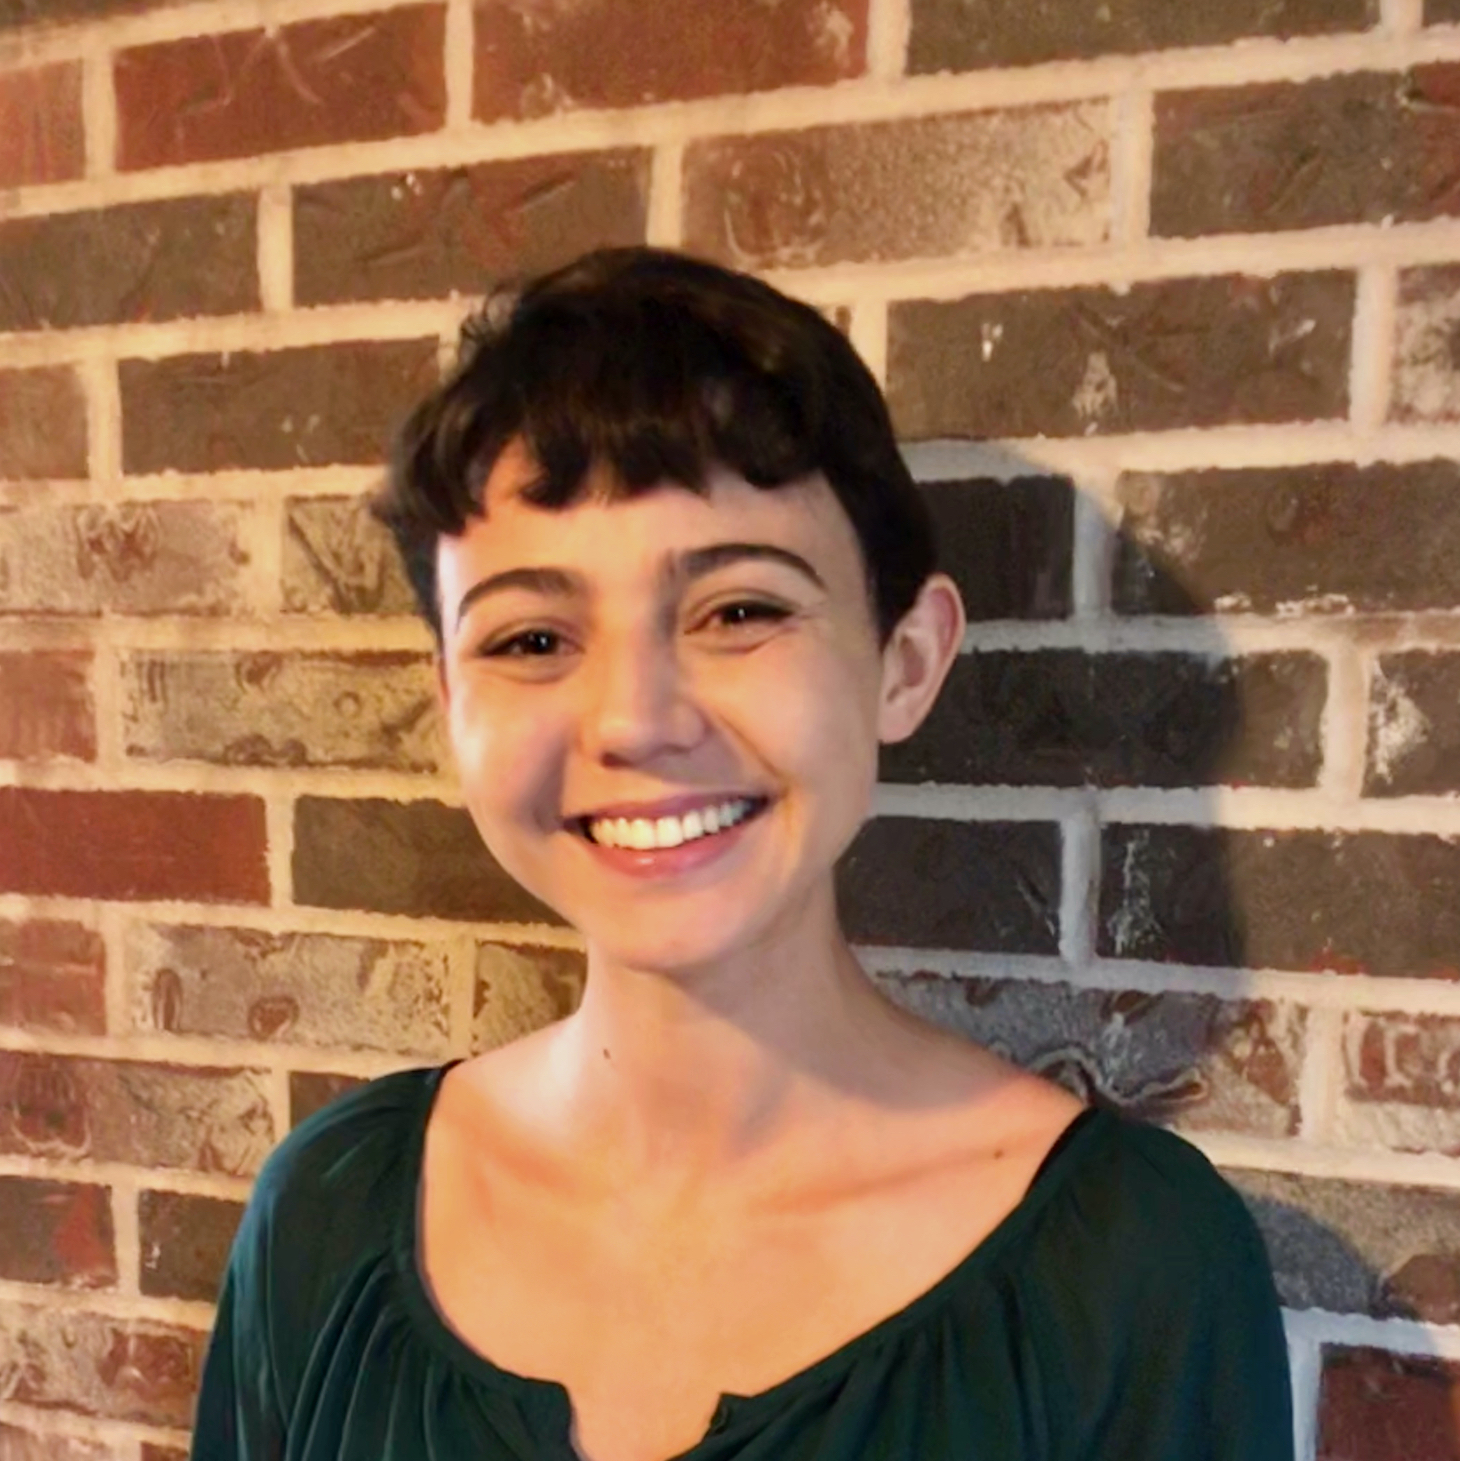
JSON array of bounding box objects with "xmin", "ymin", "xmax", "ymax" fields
[{"xmin": 577, "ymin": 805, "xmax": 767, "ymax": 880}]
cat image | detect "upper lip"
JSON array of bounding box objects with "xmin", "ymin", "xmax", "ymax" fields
[{"xmin": 569, "ymin": 792, "xmax": 768, "ymax": 825}]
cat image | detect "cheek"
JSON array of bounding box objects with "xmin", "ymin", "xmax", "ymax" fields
[{"xmin": 447, "ymin": 688, "xmax": 556, "ymax": 817}]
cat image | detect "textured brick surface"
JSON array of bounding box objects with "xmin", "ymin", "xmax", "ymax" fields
[
  {"xmin": 140, "ymin": 1447, "xmax": 190, "ymax": 1461},
  {"xmin": 0, "ymin": 918, "xmax": 106, "ymax": 1036},
  {"xmin": 0, "ymin": 1176, "xmax": 116, "ymax": 1287},
  {"xmin": 1318, "ymin": 1347, "xmax": 1460, "ymax": 1461},
  {"xmin": 0, "ymin": 788, "xmax": 268, "ymax": 904},
  {"xmin": 1431, "ymin": 0, "xmax": 1460, "ymax": 19},
  {"xmin": 920, "ymin": 476, "xmax": 1073, "ymax": 621},
  {"xmin": 888, "ymin": 272, "xmax": 1354, "ymax": 439},
  {"xmin": 908, "ymin": 0, "xmax": 1374, "ymax": 72},
  {"xmin": 0, "ymin": 1053, "xmax": 272, "ymax": 1174},
  {"xmin": 684, "ymin": 103, "xmax": 1111, "ymax": 270},
  {"xmin": 296, "ymin": 152, "xmax": 650, "ymax": 306},
  {"xmin": 473, "ymin": 942, "xmax": 585, "ymax": 1052},
  {"xmin": 1232, "ymin": 1168, "xmax": 1460, "ymax": 1322},
  {"xmin": 0, "ymin": 367, "xmax": 87, "ymax": 479},
  {"xmin": 283, "ymin": 495, "xmax": 420, "ymax": 616},
  {"xmin": 121, "ymin": 340, "xmax": 439, "ymax": 475},
  {"xmin": 1366, "ymin": 653, "xmax": 1460, "ymax": 796},
  {"xmin": 0, "ymin": 500, "xmax": 253, "ymax": 618},
  {"xmin": 836, "ymin": 818, "xmax": 1060, "ymax": 952},
  {"xmin": 116, "ymin": 7, "xmax": 447, "ymax": 170},
  {"xmin": 0, "ymin": 1305, "xmax": 206, "ymax": 1427},
  {"xmin": 1114, "ymin": 461, "xmax": 1460, "ymax": 615},
  {"xmin": 1154, "ymin": 69, "xmax": 1460, "ymax": 237},
  {"xmin": 0, "ymin": 196, "xmax": 257, "ymax": 333},
  {"xmin": 0, "ymin": 0, "xmax": 187, "ymax": 24},
  {"xmin": 882, "ymin": 651, "xmax": 1325, "ymax": 789},
  {"xmin": 1392, "ymin": 264, "xmax": 1460, "ymax": 423},
  {"xmin": 1099, "ymin": 825, "xmax": 1460, "ymax": 978},
  {"xmin": 0, "ymin": 1425, "xmax": 112, "ymax": 1461},
  {"xmin": 474, "ymin": 0, "xmax": 866, "ymax": 119},
  {"xmin": 293, "ymin": 797, "xmax": 563, "ymax": 923},
  {"xmin": 0, "ymin": 651, "xmax": 95, "ymax": 761},
  {"xmin": 139, "ymin": 1189, "xmax": 243, "ymax": 1302},
  {"xmin": 288, "ymin": 1070, "xmax": 367, "ymax": 1127},
  {"xmin": 128, "ymin": 923, "xmax": 452, "ymax": 1055},
  {"xmin": 121, "ymin": 651, "xmax": 442, "ymax": 772},
  {"xmin": 1340, "ymin": 1012, "xmax": 1460, "ymax": 1154},
  {"xmin": 0, "ymin": 62, "xmax": 82, "ymax": 188},
  {"xmin": 885, "ymin": 974, "xmax": 1303, "ymax": 1137}
]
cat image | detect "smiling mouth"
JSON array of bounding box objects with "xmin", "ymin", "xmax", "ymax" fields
[{"xmin": 577, "ymin": 797, "xmax": 771, "ymax": 851}]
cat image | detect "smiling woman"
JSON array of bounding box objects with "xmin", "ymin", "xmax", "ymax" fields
[{"xmin": 190, "ymin": 249, "xmax": 1293, "ymax": 1461}]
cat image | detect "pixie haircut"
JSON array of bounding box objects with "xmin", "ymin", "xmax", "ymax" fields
[{"xmin": 374, "ymin": 247, "xmax": 938, "ymax": 644}]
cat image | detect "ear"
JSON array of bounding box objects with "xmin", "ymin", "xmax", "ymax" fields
[{"xmin": 876, "ymin": 573, "xmax": 966, "ymax": 745}]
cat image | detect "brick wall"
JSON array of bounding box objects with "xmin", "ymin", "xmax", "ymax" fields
[{"xmin": 1, "ymin": 0, "xmax": 1458, "ymax": 1456}]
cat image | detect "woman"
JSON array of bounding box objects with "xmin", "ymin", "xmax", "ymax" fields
[{"xmin": 193, "ymin": 248, "xmax": 1293, "ymax": 1461}]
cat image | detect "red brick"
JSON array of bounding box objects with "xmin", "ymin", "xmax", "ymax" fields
[
  {"xmin": 473, "ymin": 942, "xmax": 585, "ymax": 1051},
  {"xmin": 283, "ymin": 495, "xmax": 420, "ymax": 616},
  {"xmin": 0, "ymin": 1304, "xmax": 206, "ymax": 1427},
  {"xmin": 1318, "ymin": 1347, "xmax": 1460, "ymax": 1461},
  {"xmin": 121, "ymin": 650, "xmax": 442, "ymax": 772},
  {"xmin": 909, "ymin": 0, "xmax": 1375, "ymax": 72},
  {"xmin": 888, "ymin": 272, "xmax": 1354, "ymax": 439},
  {"xmin": 0, "ymin": 1424, "xmax": 112, "ymax": 1461},
  {"xmin": 1340, "ymin": 1012, "xmax": 1460, "ymax": 1154},
  {"xmin": 0, "ymin": 1176, "xmax": 116, "ymax": 1287},
  {"xmin": 120, "ymin": 340, "xmax": 439, "ymax": 474},
  {"xmin": 288, "ymin": 1069, "xmax": 366, "ymax": 1126},
  {"xmin": 0, "ymin": 62, "xmax": 82, "ymax": 187},
  {"xmin": 0, "ymin": 787, "xmax": 268, "ymax": 904},
  {"xmin": 1153, "ymin": 69, "xmax": 1460, "ymax": 237},
  {"xmin": 474, "ymin": 0, "xmax": 865, "ymax": 120},
  {"xmin": 0, "ymin": 651, "xmax": 95, "ymax": 761},
  {"xmin": 139, "ymin": 1189, "xmax": 242, "ymax": 1301},
  {"xmin": 0, "ymin": 1052, "xmax": 273, "ymax": 1174},
  {"xmin": 684, "ymin": 103, "xmax": 1110, "ymax": 270},
  {"xmin": 0, "ymin": 195, "xmax": 257, "ymax": 334},
  {"xmin": 1392, "ymin": 264, "xmax": 1460, "ymax": 423},
  {"xmin": 0, "ymin": 367, "xmax": 87, "ymax": 479},
  {"xmin": 295, "ymin": 151, "xmax": 651, "ymax": 306},
  {"xmin": 140, "ymin": 1445, "xmax": 190, "ymax": 1461},
  {"xmin": 128, "ymin": 922, "xmax": 451, "ymax": 1056},
  {"xmin": 116, "ymin": 7, "xmax": 447, "ymax": 170},
  {"xmin": 0, "ymin": 918, "xmax": 106, "ymax": 1036},
  {"xmin": 0, "ymin": 500, "xmax": 254, "ymax": 618}
]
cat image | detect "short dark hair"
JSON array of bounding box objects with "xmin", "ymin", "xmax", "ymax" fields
[{"xmin": 373, "ymin": 247, "xmax": 937, "ymax": 643}]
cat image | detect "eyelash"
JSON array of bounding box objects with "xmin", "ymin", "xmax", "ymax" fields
[{"xmin": 478, "ymin": 601, "xmax": 791, "ymax": 658}]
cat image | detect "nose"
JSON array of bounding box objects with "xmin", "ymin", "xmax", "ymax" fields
[{"xmin": 577, "ymin": 625, "xmax": 706, "ymax": 766}]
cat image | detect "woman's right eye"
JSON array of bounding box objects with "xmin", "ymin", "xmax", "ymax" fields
[{"xmin": 480, "ymin": 628, "xmax": 563, "ymax": 658}]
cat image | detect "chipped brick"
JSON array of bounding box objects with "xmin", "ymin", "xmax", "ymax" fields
[
  {"xmin": 1392, "ymin": 264, "xmax": 1460, "ymax": 423},
  {"xmin": 1340, "ymin": 1011, "xmax": 1460, "ymax": 1154},
  {"xmin": 283, "ymin": 495, "xmax": 421, "ymax": 617},
  {"xmin": 473, "ymin": 942, "xmax": 584, "ymax": 1052},
  {"xmin": 1366, "ymin": 652, "xmax": 1460, "ymax": 796}
]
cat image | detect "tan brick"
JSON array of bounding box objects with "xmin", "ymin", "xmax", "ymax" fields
[
  {"xmin": 474, "ymin": 0, "xmax": 866, "ymax": 119},
  {"xmin": 0, "ymin": 367, "xmax": 87, "ymax": 480},
  {"xmin": 121, "ymin": 650, "xmax": 443, "ymax": 772},
  {"xmin": 0, "ymin": 500, "xmax": 253, "ymax": 618},
  {"xmin": 0, "ymin": 1176, "xmax": 116, "ymax": 1288},
  {"xmin": 128, "ymin": 923, "xmax": 451, "ymax": 1056},
  {"xmin": 0, "ymin": 918, "xmax": 106, "ymax": 1037},
  {"xmin": 1392, "ymin": 264, "xmax": 1460, "ymax": 424},
  {"xmin": 0, "ymin": 1304, "xmax": 206, "ymax": 1428},
  {"xmin": 472, "ymin": 942, "xmax": 584, "ymax": 1052},
  {"xmin": 1339, "ymin": 1011, "xmax": 1460, "ymax": 1154},
  {"xmin": 0, "ymin": 1052, "xmax": 273, "ymax": 1175},
  {"xmin": 116, "ymin": 7, "xmax": 447, "ymax": 170},
  {"xmin": 684, "ymin": 102, "xmax": 1111, "ymax": 270},
  {"xmin": 283, "ymin": 495, "xmax": 420, "ymax": 617},
  {"xmin": 0, "ymin": 788, "xmax": 269, "ymax": 905},
  {"xmin": 0, "ymin": 652, "xmax": 95, "ymax": 761},
  {"xmin": 0, "ymin": 63, "xmax": 82, "ymax": 188}
]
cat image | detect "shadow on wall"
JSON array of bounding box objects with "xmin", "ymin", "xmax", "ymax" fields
[{"xmin": 826, "ymin": 456, "xmax": 1460, "ymax": 1461}]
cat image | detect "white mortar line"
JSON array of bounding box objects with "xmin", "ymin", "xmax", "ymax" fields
[
  {"xmin": 865, "ymin": 0, "xmax": 911, "ymax": 80},
  {"xmin": 80, "ymin": 355, "xmax": 121, "ymax": 489},
  {"xmin": 248, "ymin": 489, "xmax": 286, "ymax": 617},
  {"xmin": 0, "ymin": 1276, "xmax": 215, "ymax": 1327},
  {"xmin": 1318, "ymin": 641, "xmax": 1369, "ymax": 800},
  {"xmin": 1283, "ymin": 1307, "xmax": 1460, "ymax": 1361},
  {"xmin": 1284, "ymin": 1322, "xmax": 1322, "ymax": 1461},
  {"xmin": 1057, "ymin": 804, "xmax": 1099, "ymax": 967},
  {"xmin": 0, "ymin": 1154, "xmax": 252, "ymax": 1200},
  {"xmin": 1296, "ymin": 1005, "xmax": 1344, "ymax": 1145},
  {"xmin": 1381, "ymin": 0, "xmax": 1426, "ymax": 36},
  {"xmin": 446, "ymin": 932, "xmax": 477, "ymax": 1059},
  {"xmin": 96, "ymin": 896, "xmax": 131, "ymax": 1042},
  {"xmin": 0, "ymin": 1401, "xmax": 188, "ymax": 1456},
  {"xmin": 1350, "ymin": 264, "xmax": 1398, "ymax": 433},
  {"xmin": 265, "ymin": 1061, "xmax": 293, "ymax": 1138},
  {"xmin": 1110, "ymin": 88, "xmax": 1153, "ymax": 246},
  {"xmin": 257, "ymin": 182, "xmax": 295, "ymax": 312},
  {"xmin": 264, "ymin": 793, "xmax": 295, "ymax": 910},
  {"xmin": 110, "ymin": 1170, "xmax": 141, "ymax": 1298},
  {"xmin": 79, "ymin": 44, "xmax": 116, "ymax": 181},
  {"xmin": 87, "ymin": 627, "xmax": 125, "ymax": 776},
  {"xmin": 1070, "ymin": 471, "xmax": 1118, "ymax": 619},
  {"xmin": 848, "ymin": 298, "xmax": 888, "ymax": 385},
  {"xmin": 645, "ymin": 140, "xmax": 686, "ymax": 248},
  {"xmin": 443, "ymin": 0, "xmax": 475, "ymax": 131},
  {"xmin": 1179, "ymin": 1131, "xmax": 1460, "ymax": 1189}
]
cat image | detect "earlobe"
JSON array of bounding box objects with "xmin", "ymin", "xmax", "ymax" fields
[{"xmin": 876, "ymin": 574, "xmax": 966, "ymax": 745}]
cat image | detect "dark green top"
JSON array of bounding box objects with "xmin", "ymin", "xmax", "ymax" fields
[{"xmin": 192, "ymin": 1063, "xmax": 1293, "ymax": 1461}]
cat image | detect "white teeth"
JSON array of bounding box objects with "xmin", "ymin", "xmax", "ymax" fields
[{"xmin": 587, "ymin": 798, "xmax": 760, "ymax": 850}]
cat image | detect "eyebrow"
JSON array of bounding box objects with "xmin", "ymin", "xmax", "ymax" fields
[{"xmin": 452, "ymin": 542, "xmax": 827, "ymax": 626}]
